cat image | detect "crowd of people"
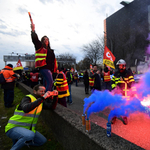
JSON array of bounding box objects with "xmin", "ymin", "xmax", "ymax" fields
[
  {"xmin": 0, "ymin": 58, "xmax": 136, "ymax": 149},
  {"xmin": 0, "ymin": 16, "xmax": 136, "ymax": 149}
]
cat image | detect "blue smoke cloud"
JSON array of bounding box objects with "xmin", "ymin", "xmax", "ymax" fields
[{"xmin": 83, "ymin": 70, "xmax": 150, "ymax": 122}]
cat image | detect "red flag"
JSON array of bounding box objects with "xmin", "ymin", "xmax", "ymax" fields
[
  {"xmin": 90, "ymin": 64, "xmax": 93, "ymax": 70},
  {"xmin": 13, "ymin": 59, "xmax": 23, "ymax": 71},
  {"xmin": 103, "ymin": 46, "xmax": 116, "ymax": 69},
  {"xmin": 71, "ymin": 68, "xmax": 75, "ymax": 72}
]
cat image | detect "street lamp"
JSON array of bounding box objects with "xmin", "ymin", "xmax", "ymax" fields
[{"xmin": 104, "ymin": 31, "xmax": 113, "ymax": 54}]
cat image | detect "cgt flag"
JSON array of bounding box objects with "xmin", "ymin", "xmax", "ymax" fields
[
  {"xmin": 103, "ymin": 46, "xmax": 116, "ymax": 69},
  {"xmin": 71, "ymin": 68, "xmax": 75, "ymax": 72},
  {"xmin": 13, "ymin": 59, "xmax": 23, "ymax": 71},
  {"xmin": 90, "ymin": 64, "xmax": 93, "ymax": 70}
]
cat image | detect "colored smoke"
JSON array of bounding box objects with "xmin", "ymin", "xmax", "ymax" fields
[{"xmin": 83, "ymin": 69, "xmax": 150, "ymax": 122}]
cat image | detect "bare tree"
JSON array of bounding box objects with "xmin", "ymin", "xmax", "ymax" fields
[
  {"xmin": 77, "ymin": 57, "xmax": 92, "ymax": 70},
  {"xmin": 82, "ymin": 36, "xmax": 104, "ymax": 65},
  {"xmin": 56, "ymin": 53, "xmax": 76, "ymax": 69}
]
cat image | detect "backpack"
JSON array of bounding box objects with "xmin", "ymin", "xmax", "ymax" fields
[{"xmin": 0, "ymin": 70, "xmax": 6, "ymax": 84}]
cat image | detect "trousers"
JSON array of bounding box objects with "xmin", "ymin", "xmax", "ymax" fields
[
  {"xmin": 39, "ymin": 69, "xmax": 53, "ymax": 92},
  {"xmin": 6, "ymin": 127, "xmax": 47, "ymax": 150},
  {"xmin": 4, "ymin": 89, "xmax": 14, "ymax": 107}
]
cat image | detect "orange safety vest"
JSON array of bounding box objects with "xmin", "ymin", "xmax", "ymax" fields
[
  {"xmin": 2, "ymin": 66, "xmax": 16, "ymax": 83},
  {"xmin": 55, "ymin": 71, "xmax": 70, "ymax": 98},
  {"xmin": 104, "ymin": 71, "xmax": 111, "ymax": 82},
  {"xmin": 89, "ymin": 71, "xmax": 95, "ymax": 87},
  {"xmin": 35, "ymin": 48, "xmax": 47, "ymax": 68}
]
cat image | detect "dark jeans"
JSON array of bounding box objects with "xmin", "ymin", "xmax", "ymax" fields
[
  {"xmin": 104, "ymin": 81, "xmax": 111, "ymax": 91},
  {"xmin": 58, "ymin": 97, "xmax": 67, "ymax": 107},
  {"xmin": 85, "ymin": 85, "xmax": 89, "ymax": 94},
  {"xmin": 4, "ymin": 89, "xmax": 14, "ymax": 107},
  {"xmin": 67, "ymin": 84, "xmax": 72, "ymax": 103},
  {"xmin": 6, "ymin": 127, "xmax": 47, "ymax": 150},
  {"xmin": 75, "ymin": 80, "xmax": 78, "ymax": 86},
  {"xmin": 39, "ymin": 69, "xmax": 53, "ymax": 92}
]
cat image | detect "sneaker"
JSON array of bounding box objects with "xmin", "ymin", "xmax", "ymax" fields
[
  {"xmin": 69, "ymin": 102, "xmax": 73, "ymax": 105},
  {"xmin": 111, "ymin": 117, "xmax": 117, "ymax": 124},
  {"xmin": 122, "ymin": 117, "xmax": 128, "ymax": 125}
]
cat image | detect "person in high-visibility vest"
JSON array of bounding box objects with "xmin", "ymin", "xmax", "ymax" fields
[
  {"xmin": 54, "ymin": 67, "xmax": 70, "ymax": 107},
  {"xmin": 66, "ymin": 69, "xmax": 73, "ymax": 104},
  {"xmin": 111, "ymin": 59, "xmax": 136, "ymax": 125},
  {"xmin": 89, "ymin": 65, "xmax": 101, "ymax": 91},
  {"xmin": 103, "ymin": 66, "xmax": 112, "ymax": 91},
  {"xmin": 5, "ymin": 84, "xmax": 58, "ymax": 150},
  {"xmin": 30, "ymin": 21, "xmax": 57, "ymax": 92},
  {"xmin": 1, "ymin": 64, "xmax": 20, "ymax": 108},
  {"xmin": 89, "ymin": 69, "xmax": 95, "ymax": 90},
  {"xmin": 74, "ymin": 71, "xmax": 78, "ymax": 86}
]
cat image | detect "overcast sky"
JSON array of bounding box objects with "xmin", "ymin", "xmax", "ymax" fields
[{"xmin": 0, "ymin": 0, "xmax": 133, "ymax": 70}]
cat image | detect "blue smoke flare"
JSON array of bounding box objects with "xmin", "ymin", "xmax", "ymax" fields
[{"xmin": 83, "ymin": 69, "xmax": 150, "ymax": 121}]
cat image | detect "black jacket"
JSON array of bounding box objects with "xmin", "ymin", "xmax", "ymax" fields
[
  {"xmin": 90, "ymin": 72, "xmax": 101, "ymax": 91},
  {"xmin": 17, "ymin": 93, "xmax": 58, "ymax": 113},
  {"xmin": 83, "ymin": 73, "xmax": 89, "ymax": 86}
]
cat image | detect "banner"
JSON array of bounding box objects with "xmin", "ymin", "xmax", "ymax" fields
[
  {"xmin": 90, "ymin": 64, "xmax": 93, "ymax": 70},
  {"xmin": 103, "ymin": 46, "xmax": 116, "ymax": 69},
  {"xmin": 13, "ymin": 59, "xmax": 23, "ymax": 71}
]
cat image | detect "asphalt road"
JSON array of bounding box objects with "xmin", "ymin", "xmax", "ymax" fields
[{"xmin": 68, "ymin": 81, "xmax": 150, "ymax": 150}]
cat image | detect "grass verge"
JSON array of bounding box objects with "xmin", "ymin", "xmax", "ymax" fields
[{"xmin": 0, "ymin": 86, "xmax": 64, "ymax": 150}]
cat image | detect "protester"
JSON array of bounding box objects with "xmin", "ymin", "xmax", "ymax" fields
[
  {"xmin": 83, "ymin": 70, "xmax": 89, "ymax": 94},
  {"xmin": 22, "ymin": 72, "xmax": 28, "ymax": 85},
  {"xmin": 30, "ymin": 70, "xmax": 39, "ymax": 88},
  {"xmin": 89, "ymin": 65, "xmax": 96, "ymax": 91},
  {"xmin": 74, "ymin": 71, "xmax": 78, "ymax": 86},
  {"xmin": 66, "ymin": 69, "xmax": 73, "ymax": 104},
  {"xmin": 54, "ymin": 67, "xmax": 70, "ymax": 107},
  {"xmin": 5, "ymin": 84, "xmax": 58, "ymax": 150},
  {"xmin": 89, "ymin": 65, "xmax": 102, "ymax": 91},
  {"xmin": 30, "ymin": 22, "xmax": 57, "ymax": 92},
  {"xmin": 1, "ymin": 64, "xmax": 20, "ymax": 108},
  {"xmin": 111, "ymin": 59, "xmax": 136, "ymax": 125},
  {"xmin": 93, "ymin": 69, "xmax": 102, "ymax": 91},
  {"xmin": 103, "ymin": 66, "xmax": 112, "ymax": 91}
]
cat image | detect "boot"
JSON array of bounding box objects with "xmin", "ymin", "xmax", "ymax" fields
[
  {"xmin": 122, "ymin": 116, "xmax": 128, "ymax": 125},
  {"xmin": 111, "ymin": 117, "xmax": 117, "ymax": 124}
]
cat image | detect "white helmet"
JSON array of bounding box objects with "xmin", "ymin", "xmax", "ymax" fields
[{"xmin": 116, "ymin": 59, "xmax": 126, "ymax": 65}]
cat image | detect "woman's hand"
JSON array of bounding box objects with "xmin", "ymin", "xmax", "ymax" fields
[{"xmin": 31, "ymin": 23, "xmax": 35, "ymax": 32}]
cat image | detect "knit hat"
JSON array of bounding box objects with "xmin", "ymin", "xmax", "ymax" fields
[{"xmin": 7, "ymin": 64, "xmax": 13, "ymax": 68}]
